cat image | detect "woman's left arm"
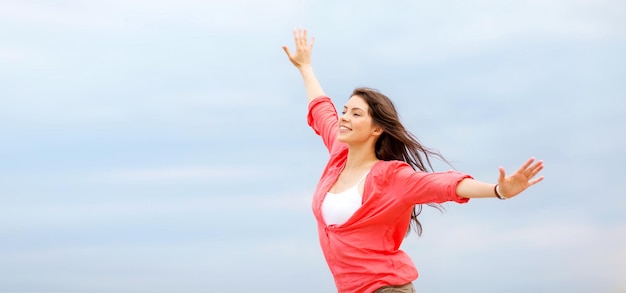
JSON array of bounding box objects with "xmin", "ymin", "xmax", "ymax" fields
[{"xmin": 456, "ymin": 157, "xmax": 544, "ymax": 199}]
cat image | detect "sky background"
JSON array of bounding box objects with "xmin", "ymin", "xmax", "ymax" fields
[{"xmin": 1, "ymin": 0, "xmax": 625, "ymax": 292}]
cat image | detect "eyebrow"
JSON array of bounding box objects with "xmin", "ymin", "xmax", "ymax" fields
[{"xmin": 343, "ymin": 106, "xmax": 365, "ymax": 112}]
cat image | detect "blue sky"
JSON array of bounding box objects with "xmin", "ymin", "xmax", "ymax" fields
[{"xmin": 1, "ymin": 0, "xmax": 625, "ymax": 292}]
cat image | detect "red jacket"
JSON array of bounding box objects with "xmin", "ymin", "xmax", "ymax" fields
[{"xmin": 307, "ymin": 96, "xmax": 472, "ymax": 293}]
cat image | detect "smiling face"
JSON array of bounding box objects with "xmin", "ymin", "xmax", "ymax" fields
[{"xmin": 338, "ymin": 95, "xmax": 382, "ymax": 145}]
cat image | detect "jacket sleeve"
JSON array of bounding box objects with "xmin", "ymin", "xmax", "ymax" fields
[
  {"xmin": 307, "ymin": 96, "xmax": 343, "ymax": 154},
  {"xmin": 388, "ymin": 161, "xmax": 472, "ymax": 205}
]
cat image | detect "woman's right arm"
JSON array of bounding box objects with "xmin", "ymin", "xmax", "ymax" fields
[
  {"xmin": 282, "ymin": 28, "xmax": 325, "ymax": 103},
  {"xmin": 283, "ymin": 28, "xmax": 341, "ymax": 153}
]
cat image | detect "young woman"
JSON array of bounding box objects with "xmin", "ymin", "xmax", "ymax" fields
[{"xmin": 282, "ymin": 28, "xmax": 544, "ymax": 293}]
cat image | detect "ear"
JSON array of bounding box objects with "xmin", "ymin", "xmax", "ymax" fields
[{"xmin": 372, "ymin": 126, "xmax": 383, "ymax": 136}]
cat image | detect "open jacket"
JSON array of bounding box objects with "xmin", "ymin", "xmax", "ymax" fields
[{"xmin": 307, "ymin": 96, "xmax": 472, "ymax": 293}]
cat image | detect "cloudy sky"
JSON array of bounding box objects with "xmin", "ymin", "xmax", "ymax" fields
[{"xmin": 1, "ymin": 0, "xmax": 624, "ymax": 292}]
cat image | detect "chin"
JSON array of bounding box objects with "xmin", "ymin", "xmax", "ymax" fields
[{"xmin": 336, "ymin": 135, "xmax": 349, "ymax": 143}]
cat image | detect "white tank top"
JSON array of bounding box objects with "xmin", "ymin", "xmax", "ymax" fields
[{"xmin": 321, "ymin": 171, "xmax": 369, "ymax": 226}]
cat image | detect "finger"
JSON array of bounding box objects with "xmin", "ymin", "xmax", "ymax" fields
[
  {"xmin": 516, "ymin": 157, "xmax": 535, "ymax": 174},
  {"xmin": 530, "ymin": 160, "xmax": 543, "ymax": 172},
  {"xmin": 282, "ymin": 45, "xmax": 292, "ymax": 58},
  {"xmin": 302, "ymin": 29, "xmax": 309, "ymax": 48},
  {"xmin": 528, "ymin": 176, "xmax": 544, "ymax": 186},
  {"xmin": 310, "ymin": 36, "xmax": 315, "ymax": 49},
  {"xmin": 522, "ymin": 161, "xmax": 543, "ymax": 178},
  {"xmin": 303, "ymin": 29, "xmax": 309, "ymax": 46},
  {"xmin": 529, "ymin": 162, "xmax": 544, "ymax": 177},
  {"xmin": 498, "ymin": 166, "xmax": 506, "ymax": 183},
  {"xmin": 297, "ymin": 27, "xmax": 305, "ymax": 47}
]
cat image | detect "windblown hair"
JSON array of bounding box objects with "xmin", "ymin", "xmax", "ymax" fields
[{"xmin": 351, "ymin": 87, "xmax": 447, "ymax": 236}]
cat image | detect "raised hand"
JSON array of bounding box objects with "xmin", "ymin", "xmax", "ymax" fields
[
  {"xmin": 497, "ymin": 157, "xmax": 544, "ymax": 199},
  {"xmin": 282, "ymin": 27, "xmax": 315, "ymax": 69}
]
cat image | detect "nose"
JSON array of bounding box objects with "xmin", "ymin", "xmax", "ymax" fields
[{"xmin": 340, "ymin": 112, "xmax": 349, "ymax": 122}]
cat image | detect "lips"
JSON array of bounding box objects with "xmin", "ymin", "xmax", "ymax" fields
[{"xmin": 339, "ymin": 125, "xmax": 352, "ymax": 132}]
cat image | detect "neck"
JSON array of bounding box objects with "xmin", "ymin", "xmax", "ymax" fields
[{"xmin": 345, "ymin": 143, "xmax": 379, "ymax": 171}]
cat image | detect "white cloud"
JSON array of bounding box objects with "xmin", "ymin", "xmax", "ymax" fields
[
  {"xmin": 360, "ymin": 0, "xmax": 625, "ymax": 64},
  {"xmin": 0, "ymin": 235, "xmax": 329, "ymax": 292},
  {"xmin": 0, "ymin": 0, "xmax": 305, "ymax": 33},
  {"xmin": 0, "ymin": 46, "xmax": 45, "ymax": 64},
  {"xmin": 0, "ymin": 190, "xmax": 312, "ymax": 230},
  {"xmin": 426, "ymin": 211, "xmax": 625, "ymax": 251},
  {"xmin": 0, "ymin": 86, "xmax": 292, "ymax": 126},
  {"xmin": 404, "ymin": 211, "xmax": 626, "ymax": 290},
  {"xmin": 93, "ymin": 165, "xmax": 280, "ymax": 183},
  {"xmin": 84, "ymin": 160, "xmax": 304, "ymax": 185},
  {"xmin": 170, "ymin": 88, "xmax": 292, "ymax": 108},
  {"xmin": 0, "ymin": 1, "xmax": 128, "ymax": 31},
  {"xmin": 0, "ymin": 1, "xmax": 623, "ymax": 292}
]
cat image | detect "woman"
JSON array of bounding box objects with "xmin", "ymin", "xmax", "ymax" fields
[{"xmin": 282, "ymin": 28, "xmax": 544, "ymax": 293}]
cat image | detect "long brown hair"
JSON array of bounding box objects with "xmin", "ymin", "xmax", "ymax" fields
[{"xmin": 352, "ymin": 87, "xmax": 447, "ymax": 236}]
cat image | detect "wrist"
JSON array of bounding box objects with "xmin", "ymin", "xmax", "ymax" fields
[
  {"xmin": 298, "ymin": 64, "xmax": 314, "ymax": 72},
  {"xmin": 494, "ymin": 184, "xmax": 507, "ymax": 200}
]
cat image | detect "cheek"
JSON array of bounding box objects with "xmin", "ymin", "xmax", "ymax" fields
[{"xmin": 355, "ymin": 120, "xmax": 374, "ymax": 132}]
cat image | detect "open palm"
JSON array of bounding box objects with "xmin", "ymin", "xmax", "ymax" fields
[
  {"xmin": 282, "ymin": 27, "xmax": 314, "ymax": 68},
  {"xmin": 498, "ymin": 158, "xmax": 544, "ymax": 198}
]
